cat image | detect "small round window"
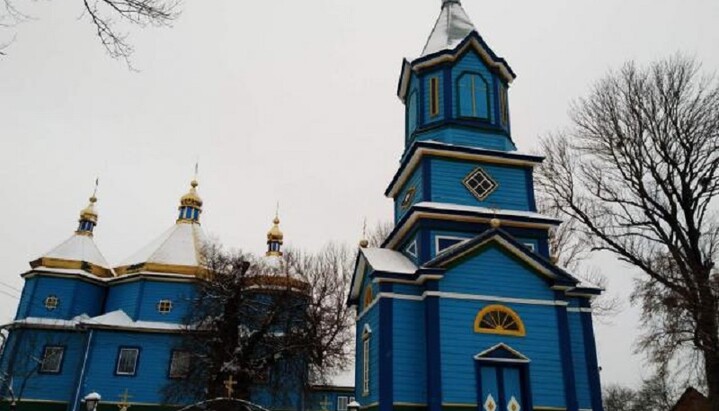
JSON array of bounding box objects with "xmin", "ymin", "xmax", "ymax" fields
[
  {"xmin": 157, "ymin": 299, "xmax": 173, "ymax": 314},
  {"xmin": 44, "ymin": 295, "xmax": 59, "ymax": 311}
]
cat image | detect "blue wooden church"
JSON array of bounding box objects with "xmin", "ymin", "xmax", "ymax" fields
[
  {"xmin": 348, "ymin": 2, "xmax": 604, "ymax": 411},
  {"xmin": 0, "ymin": 182, "xmax": 353, "ymax": 411}
]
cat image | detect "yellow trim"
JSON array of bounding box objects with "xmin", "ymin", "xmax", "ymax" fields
[
  {"xmin": 429, "ymin": 76, "xmax": 440, "ymax": 117},
  {"xmin": 30, "ymin": 257, "xmax": 113, "ymax": 278},
  {"xmin": 114, "ymin": 262, "xmax": 207, "ymax": 278},
  {"xmin": 363, "ymin": 286, "xmax": 374, "ymax": 309},
  {"xmin": 474, "ymin": 304, "xmax": 526, "ymax": 337}
]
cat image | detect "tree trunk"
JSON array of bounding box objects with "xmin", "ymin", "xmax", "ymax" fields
[{"xmin": 699, "ymin": 283, "xmax": 719, "ymax": 411}]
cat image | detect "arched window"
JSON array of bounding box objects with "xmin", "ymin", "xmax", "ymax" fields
[
  {"xmin": 474, "ymin": 305, "xmax": 526, "ymax": 337},
  {"xmin": 457, "ymin": 72, "xmax": 490, "ymax": 120},
  {"xmin": 363, "ymin": 286, "xmax": 373, "ymax": 309},
  {"xmin": 407, "ymin": 91, "xmax": 419, "ymax": 139}
]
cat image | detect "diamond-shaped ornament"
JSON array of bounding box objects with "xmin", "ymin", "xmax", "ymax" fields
[
  {"xmin": 463, "ymin": 168, "xmax": 498, "ymax": 201},
  {"xmin": 507, "ymin": 396, "xmax": 521, "ymax": 411},
  {"xmin": 483, "ymin": 394, "xmax": 497, "ymax": 411}
]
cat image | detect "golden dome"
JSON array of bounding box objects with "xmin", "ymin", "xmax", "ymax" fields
[
  {"xmin": 79, "ymin": 196, "xmax": 99, "ymax": 224},
  {"xmin": 267, "ymin": 216, "xmax": 284, "ymax": 242},
  {"xmin": 180, "ymin": 180, "xmax": 203, "ymax": 208}
]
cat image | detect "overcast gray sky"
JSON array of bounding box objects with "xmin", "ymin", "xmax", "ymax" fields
[{"xmin": 1, "ymin": 0, "xmax": 718, "ymax": 389}]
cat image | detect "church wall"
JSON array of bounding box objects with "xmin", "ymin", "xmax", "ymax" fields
[
  {"xmin": 392, "ymin": 298, "xmax": 426, "ymax": 404},
  {"xmin": 134, "ymin": 280, "xmax": 196, "ymax": 323},
  {"xmin": 437, "ymin": 300, "xmax": 566, "ymax": 408},
  {"xmin": 437, "ymin": 246, "xmax": 555, "ymax": 301},
  {"xmin": 104, "ymin": 281, "xmax": 143, "ymax": 319},
  {"xmin": 306, "ymin": 388, "xmax": 355, "ymax": 411},
  {"xmin": 429, "ymin": 158, "xmax": 531, "ymax": 211},
  {"xmin": 569, "ymin": 312, "xmax": 592, "ymax": 410},
  {"xmin": 82, "ymin": 330, "xmax": 184, "ymax": 406},
  {"xmin": 413, "ymin": 127, "xmax": 513, "ymax": 152},
  {"xmin": 1, "ymin": 329, "xmax": 86, "ymax": 404},
  {"xmin": 16, "ymin": 276, "xmax": 104, "ymax": 321}
]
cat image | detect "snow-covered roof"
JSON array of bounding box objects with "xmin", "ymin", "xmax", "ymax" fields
[
  {"xmin": 8, "ymin": 314, "xmax": 90, "ymax": 329},
  {"xmin": 360, "ymin": 248, "xmax": 418, "ymax": 275},
  {"xmin": 116, "ymin": 222, "xmax": 207, "ymax": 276},
  {"xmin": 421, "ymin": 0, "xmax": 476, "ymax": 57},
  {"xmin": 81, "ymin": 310, "xmax": 184, "ymax": 331},
  {"xmin": 41, "ymin": 234, "xmax": 111, "ymax": 268}
]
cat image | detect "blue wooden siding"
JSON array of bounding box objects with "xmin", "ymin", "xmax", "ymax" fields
[
  {"xmin": 394, "ymin": 166, "xmax": 424, "ymax": 222},
  {"xmin": 81, "ymin": 330, "xmax": 189, "ymax": 405},
  {"xmin": 413, "ymin": 126, "xmax": 515, "ymax": 152},
  {"xmin": 430, "ymin": 158, "xmax": 531, "ymax": 211},
  {"xmin": 406, "ymin": 75, "xmax": 419, "ymax": 142},
  {"xmin": 1, "ymin": 329, "xmax": 86, "ymax": 403},
  {"xmin": 135, "ymin": 281, "xmax": 196, "ymax": 323},
  {"xmin": 392, "ymin": 298, "xmax": 426, "ymax": 404},
  {"xmin": 104, "ymin": 281, "xmax": 143, "ymax": 319},
  {"xmin": 438, "ymin": 300, "xmax": 566, "ymax": 408},
  {"xmin": 569, "ymin": 312, "xmax": 591, "ymax": 409},
  {"xmin": 18, "ymin": 276, "xmax": 103, "ymax": 321},
  {"xmin": 451, "ymin": 51, "xmax": 497, "ymax": 124},
  {"xmin": 438, "ymin": 245, "xmax": 555, "ymax": 300}
]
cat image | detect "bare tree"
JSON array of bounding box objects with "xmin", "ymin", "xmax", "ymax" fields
[
  {"xmin": 1, "ymin": 0, "xmax": 179, "ymax": 66},
  {"xmin": 163, "ymin": 243, "xmax": 354, "ymax": 406},
  {"xmin": 535, "ymin": 56, "xmax": 719, "ymax": 408},
  {"xmin": 602, "ymin": 369, "xmax": 678, "ymax": 411}
]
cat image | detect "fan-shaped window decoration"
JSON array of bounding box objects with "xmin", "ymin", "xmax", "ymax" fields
[
  {"xmin": 474, "ymin": 305, "xmax": 526, "ymax": 337},
  {"xmin": 363, "ymin": 286, "xmax": 373, "ymax": 310}
]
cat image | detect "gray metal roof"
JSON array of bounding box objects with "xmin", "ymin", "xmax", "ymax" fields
[{"xmin": 421, "ymin": 0, "xmax": 476, "ymax": 57}]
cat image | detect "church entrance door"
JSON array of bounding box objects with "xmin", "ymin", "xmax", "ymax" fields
[{"xmin": 474, "ymin": 344, "xmax": 532, "ymax": 411}]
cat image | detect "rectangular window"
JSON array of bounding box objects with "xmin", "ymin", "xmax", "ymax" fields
[
  {"xmin": 169, "ymin": 350, "xmax": 190, "ymax": 379},
  {"xmin": 429, "ymin": 77, "xmax": 440, "ymax": 117},
  {"xmin": 499, "ymin": 85, "xmax": 509, "ymax": 126},
  {"xmin": 337, "ymin": 396, "xmax": 349, "ymax": 411},
  {"xmin": 116, "ymin": 347, "xmax": 140, "ymax": 376},
  {"xmin": 40, "ymin": 346, "xmax": 64, "ymax": 373},
  {"xmin": 362, "ymin": 338, "xmax": 370, "ymax": 395}
]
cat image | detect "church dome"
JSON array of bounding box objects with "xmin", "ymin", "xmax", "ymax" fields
[
  {"xmin": 115, "ymin": 179, "xmax": 207, "ymax": 277},
  {"xmin": 266, "ymin": 213, "xmax": 284, "ymax": 257},
  {"xmin": 30, "ymin": 184, "xmax": 114, "ymax": 278},
  {"xmin": 180, "ymin": 180, "xmax": 203, "ymax": 208}
]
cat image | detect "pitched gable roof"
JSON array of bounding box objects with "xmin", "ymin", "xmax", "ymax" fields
[{"xmin": 425, "ymin": 228, "xmax": 579, "ymax": 287}]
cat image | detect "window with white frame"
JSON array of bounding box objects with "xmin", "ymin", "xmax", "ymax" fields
[
  {"xmin": 40, "ymin": 346, "xmax": 64, "ymax": 373},
  {"xmin": 463, "ymin": 167, "xmax": 498, "ymax": 201},
  {"xmin": 435, "ymin": 236, "xmax": 468, "ymax": 254},
  {"xmin": 116, "ymin": 347, "xmax": 140, "ymax": 376},
  {"xmin": 157, "ymin": 299, "xmax": 173, "ymax": 314},
  {"xmin": 169, "ymin": 350, "xmax": 190, "ymax": 379},
  {"xmin": 362, "ymin": 325, "xmax": 371, "ymax": 396},
  {"xmin": 44, "ymin": 295, "xmax": 59, "ymax": 311},
  {"xmin": 337, "ymin": 396, "xmax": 349, "ymax": 411}
]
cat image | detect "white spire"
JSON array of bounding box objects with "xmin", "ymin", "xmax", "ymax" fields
[{"xmin": 422, "ymin": 0, "xmax": 476, "ymax": 57}]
